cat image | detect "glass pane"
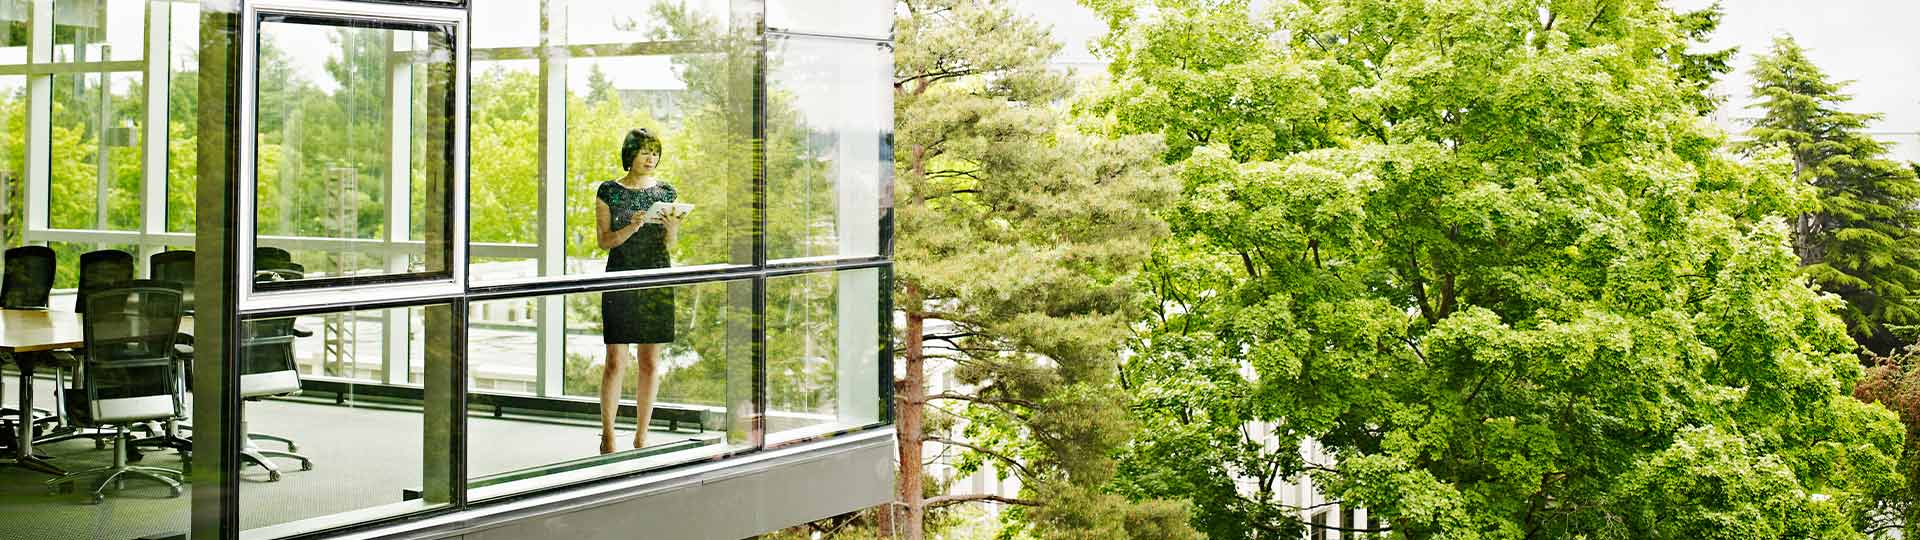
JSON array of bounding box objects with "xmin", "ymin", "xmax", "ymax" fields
[
  {"xmin": 768, "ymin": 0, "xmax": 891, "ymax": 38},
  {"xmin": 0, "ymin": 75, "xmax": 22, "ymax": 245},
  {"xmin": 566, "ymin": 0, "xmax": 732, "ymax": 46},
  {"xmin": 51, "ymin": 0, "xmax": 144, "ymax": 62},
  {"xmin": 472, "ymin": 0, "xmax": 540, "ymax": 51},
  {"xmin": 47, "ymin": 71, "xmax": 143, "ymax": 232},
  {"xmin": 541, "ymin": 50, "xmax": 752, "ymax": 283},
  {"xmin": 239, "ymin": 302, "xmax": 457, "ymax": 534},
  {"xmin": 766, "ymin": 268, "xmax": 884, "ymax": 443},
  {"xmin": 469, "ymin": 59, "xmax": 539, "ymax": 248},
  {"xmin": 469, "ymin": 279, "xmax": 754, "ymax": 498},
  {"xmin": 767, "ymin": 36, "xmax": 889, "ymax": 260},
  {"xmin": 165, "ymin": 1, "xmax": 198, "ymax": 233},
  {"xmin": 0, "ymin": 0, "xmax": 25, "ymax": 63},
  {"xmin": 252, "ymin": 18, "xmax": 455, "ymax": 287}
]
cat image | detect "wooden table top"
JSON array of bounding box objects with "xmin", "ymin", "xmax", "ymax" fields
[{"xmin": 0, "ymin": 310, "xmax": 194, "ymax": 353}]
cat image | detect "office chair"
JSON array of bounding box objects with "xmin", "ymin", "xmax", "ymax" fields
[
  {"xmin": 77, "ymin": 250, "xmax": 134, "ymax": 316},
  {"xmin": 136, "ymin": 250, "xmax": 197, "ymax": 461},
  {"xmin": 0, "ymin": 246, "xmax": 57, "ymax": 441},
  {"xmin": 149, "ymin": 250, "xmax": 195, "ymax": 313},
  {"xmin": 1, "ymin": 245, "xmax": 55, "ymax": 310},
  {"xmin": 47, "ymin": 282, "xmax": 187, "ymax": 504},
  {"xmin": 238, "ymin": 299, "xmax": 315, "ymax": 481}
]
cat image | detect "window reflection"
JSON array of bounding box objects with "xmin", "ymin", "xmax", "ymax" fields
[
  {"xmin": 251, "ymin": 18, "xmax": 454, "ymax": 287},
  {"xmin": 768, "ymin": 36, "xmax": 890, "ymax": 260},
  {"xmin": 468, "ymin": 279, "xmax": 752, "ymax": 498},
  {"xmin": 766, "ymin": 268, "xmax": 884, "ymax": 443},
  {"xmin": 768, "ymin": 0, "xmax": 892, "ymax": 38},
  {"xmin": 239, "ymin": 302, "xmax": 457, "ymax": 535}
]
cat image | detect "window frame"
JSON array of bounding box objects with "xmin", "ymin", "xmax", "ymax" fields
[{"xmin": 235, "ymin": 0, "xmax": 469, "ymax": 312}]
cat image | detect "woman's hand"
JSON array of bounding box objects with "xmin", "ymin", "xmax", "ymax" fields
[
  {"xmin": 596, "ymin": 200, "xmax": 644, "ymax": 251},
  {"xmin": 660, "ymin": 213, "xmax": 681, "ymax": 247}
]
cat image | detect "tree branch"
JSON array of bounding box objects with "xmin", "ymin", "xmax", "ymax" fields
[
  {"xmin": 926, "ymin": 435, "xmax": 1036, "ymax": 479},
  {"xmin": 923, "ymin": 494, "xmax": 1043, "ymax": 509}
]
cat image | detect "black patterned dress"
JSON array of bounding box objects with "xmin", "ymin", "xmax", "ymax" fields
[{"xmin": 598, "ymin": 180, "xmax": 676, "ymax": 344}]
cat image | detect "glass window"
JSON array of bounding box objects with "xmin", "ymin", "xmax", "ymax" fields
[
  {"xmin": 51, "ymin": 0, "xmax": 145, "ymax": 63},
  {"xmin": 767, "ymin": 36, "xmax": 890, "ymax": 261},
  {"xmin": 251, "ymin": 16, "xmax": 456, "ymax": 289},
  {"xmin": 165, "ymin": 0, "xmax": 198, "ymax": 234},
  {"xmin": 0, "ymin": 75, "xmax": 22, "ymax": 245},
  {"xmin": 238, "ymin": 302, "xmax": 458, "ymax": 535},
  {"xmin": 567, "ymin": 0, "xmax": 733, "ymax": 46},
  {"xmin": 469, "ymin": 59, "xmax": 539, "ymax": 249},
  {"xmin": 468, "ymin": 278, "xmax": 754, "ymax": 498},
  {"xmin": 545, "ymin": 51, "xmax": 752, "ymax": 282},
  {"xmin": 47, "ymin": 71, "xmax": 143, "ymax": 232},
  {"xmin": 472, "ymin": 0, "xmax": 540, "ymax": 51},
  {"xmin": 768, "ymin": 0, "xmax": 891, "ymax": 39},
  {"xmin": 0, "ymin": 0, "xmax": 25, "ymax": 63},
  {"xmin": 765, "ymin": 268, "xmax": 885, "ymax": 443}
]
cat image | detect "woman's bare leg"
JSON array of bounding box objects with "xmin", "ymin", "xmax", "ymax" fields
[
  {"xmin": 633, "ymin": 343, "xmax": 662, "ymax": 448},
  {"xmin": 599, "ymin": 344, "xmax": 629, "ymax": 454}
]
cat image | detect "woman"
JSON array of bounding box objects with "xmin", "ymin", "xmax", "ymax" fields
[{"xmin": 594, "ymin": 128, "xmax": 681, "ymax": 454}]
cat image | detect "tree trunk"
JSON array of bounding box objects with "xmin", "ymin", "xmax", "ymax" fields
[{"xmin": 897, "ymin": 306, "xmax": 927, "ymax": 540}]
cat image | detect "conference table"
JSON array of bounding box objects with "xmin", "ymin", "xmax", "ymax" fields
[{"xmin": 0, "ymin": 309, "xmax": 192, "ymax": 475}]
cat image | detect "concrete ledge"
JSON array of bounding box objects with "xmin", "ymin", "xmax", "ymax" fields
[{"xmin": 327, "ymin": 428, "xmax": 896, "ymax": 540}]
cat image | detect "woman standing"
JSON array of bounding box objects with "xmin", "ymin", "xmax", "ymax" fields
[{"xmin": 594, "ymin": 128, "xmax": 681, "ymax": 454}]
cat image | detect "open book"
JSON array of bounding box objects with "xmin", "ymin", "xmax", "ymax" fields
[{"xmin": 642, "ymin": 202, "xmax": 695, "ymax": 225}]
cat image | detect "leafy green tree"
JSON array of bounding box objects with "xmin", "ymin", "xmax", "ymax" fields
[
  {"xmin": 1743, "ymin": 35, "xmax": 1920, "ymax": 356},
  {"xmin": 1085, "ymin": 1, "xmax": 1905, "ymax": 539},
  {"xmin": 885, "ymin": 1, "xmax": 1197, "ymax": 539}
]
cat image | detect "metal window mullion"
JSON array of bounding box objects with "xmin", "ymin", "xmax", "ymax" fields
[
  {"xmin": 532, "ymin": 0, "xmax": 566, "ymax": 397},
  {"xmin": 139, "ymin": 1, "xmax": 172, "ymax": 271},
  {"xmin": 753, "ymin": 0, "xmax": 770, "ymax": 449},
  {"xmin": 384, "ymin": 30, "xmax": 415, "ymax": 386},
  {"xmin": 191, "ymin": 2, "xmax": 245, "ymax": 538},
  {"xmin": 22, "ymin": 0, "xmax": 50, "ymax": 235}
]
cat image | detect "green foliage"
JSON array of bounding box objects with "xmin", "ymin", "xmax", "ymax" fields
[
  {"xmin": 1743, "ymin": 35, "xmax": 1920, "ymax": 355},
  {"xmin": 890, "ymin": 0, "xmax": 1196, "ymax": 538},
  {"xmin": 1088, "ymin": 1, "xmax": 1905, "ymax": 539}
]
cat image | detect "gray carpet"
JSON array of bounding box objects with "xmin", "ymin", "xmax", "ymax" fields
[{"xmin": 0, "ymin": 374, "xmax": 710, "ymax": 540}]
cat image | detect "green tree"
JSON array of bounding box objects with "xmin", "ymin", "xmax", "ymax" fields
[
  {"xmin": 1743, "ymin": 35, "xmax": 1920, "ymax": 356},
  {"xmin": 1085, "ymin": 1, "xmax": 1904, "ymax": 539},
  {"xmin": 885, "ymin": 1, "xmax": 1197, "ymax": 539}
]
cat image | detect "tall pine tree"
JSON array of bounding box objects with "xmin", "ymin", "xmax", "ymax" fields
[
  {"xmin": 1745, "ymin": 35, "xmax": 1920, "ymax": 355},
  {"xmin": 886, "ymin": 1, "xmax": 1196, "ymax": 539}
]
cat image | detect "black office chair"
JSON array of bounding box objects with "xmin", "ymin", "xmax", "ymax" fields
[
  {"xmin": 149, "ymin": 250, "xmax": 195, "ymax": 313},
  {"xmin": 2, "ymin": 245, "xmax": 55, "ymax": 310},
  {"xmin": 0, "ymin": 246, "xmax": 57, "ymax": 439},
  {"xmin": 47, "ymin": 282, "xmax": 187, "ymax": 504},
  {"xmin": 140, "ymin": 251, "xmax": 198, "ymax": 459},
  {"xmin": 255, "ymin": 246, "xmax": 298, "ymax": 273},
  {"xmin": 237, "ymin": 271, "xmax": 315, "ymax": 481},
  {"xmin": 77, "ymin": 250, "xmax": 134, "ymax": 316}
]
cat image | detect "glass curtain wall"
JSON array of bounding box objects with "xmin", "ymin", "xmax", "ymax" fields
[{"xmin": 0, "ymin": 0, "xmax": 891, "ymax": 539}]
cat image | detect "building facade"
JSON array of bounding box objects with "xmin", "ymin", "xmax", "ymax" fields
[{"xmin": 0, "ymin": 1, "xmax": 895, "ymax": 539}]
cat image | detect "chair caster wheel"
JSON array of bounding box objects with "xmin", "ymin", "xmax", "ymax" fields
[
  {"xmin": 89, "ymin": 494, "xmax": 103, "ymax": 505},
  {"xmin": 287, "ymin": 443, "xmax": 298, "ymax": 452},
  {"xmin": 300, "ymin": 461, "xmax": 313, "ymax": 471},
  {"xmin": 168, "ymin": 486, "xmax": 182, "ymax": 497},
  {"xmin": 267, "ymin": 471, "xmax": 281, "ymax": 482}
]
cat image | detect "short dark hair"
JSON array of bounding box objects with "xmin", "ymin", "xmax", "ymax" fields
[{"xmin": 621, "ymin": 128, "xmax": 664, "ymax": 171}]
